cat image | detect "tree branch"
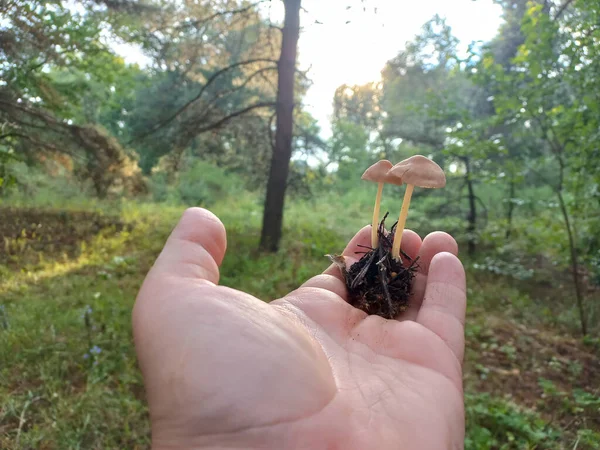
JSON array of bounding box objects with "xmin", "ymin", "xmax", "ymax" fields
[
  {"xmin": 554, "ymin": 0, "xmax": 575, "ymax": 20},
  {"xmin": 295, "ymin": 64, "xmax": 312, "ymax": 81},
  {"xmin": 293, "ymin": 119, "xmax": 326, "ymax": 150},
  {"xmin": 183, "ymin": 0, "xmax": 268, "ymax": 31},
  {"xmin": 128, "ymin": 58, "xmax": 277, "ymax": 143},
  {"xmin": 197, "ymin": 101, "xmax": 275, "ymax": 132},
  {"xmin": 0, "ymin": 132, "xmax": 22, "ymax": 141},
  {"xmin": 0, "ymin": 97, "xmax": 70, "ymax": 131},
  {"xmin": 0, "ymin": 129, "xmax": 85, "ymax": 162},
  {"xmin": 179, "ymin": 101, "xmax": 276, "ymax": 145},
  {"xmin": 200, "ymin": 66, "xmax": 277, "ymax": 118}
]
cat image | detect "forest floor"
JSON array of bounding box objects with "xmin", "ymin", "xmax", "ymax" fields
[{"xmin": 0, "ymin": 201, "xmax": 598, "ymax": 449}]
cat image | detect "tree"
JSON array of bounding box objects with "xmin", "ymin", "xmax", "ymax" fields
[
  {"xmin": 116, "ymin": 0, "xmax": 304, "ymax": 251},
  {"xmin": 381, "ymin": 15, "xmax": 461, "ymax": 152},
  {"xmin": 0, "ymin": 0, "xmax": 147, "ymax": 196},
  {"xmin": 330, "ymin": 82, "xmax": 402, "ymax": 163},
  {"xmin": 328, "ymin": 119, "xmax": 371, "ymax": 185},
  {"xmin": 333, "ymin": 82, "xmax": 382, "ymax": 131},
  {"xmin": 474, "ymin": 0, "xmax": 600, "ymax": 335},
  {"xmin": 259, "ymin": 0, "xmax": 302, "ymax": 251},
  {"xmin": 381, "ymin": 16, "xmax": 493, "ymax": 254}
]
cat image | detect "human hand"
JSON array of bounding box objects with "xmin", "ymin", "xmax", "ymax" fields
[{"xmin": 133, "ymin": 208, "xmax": 466, "ymax": 450}]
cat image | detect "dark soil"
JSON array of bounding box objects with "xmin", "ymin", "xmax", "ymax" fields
[
  {"xmin": 330, "ymin": 214, "xmax": 418, "ymax": 319},
  {"xmin": 0, "ymin": 207, "xmax": 126, "ymax": 269},
  {"xmin": 464, "ymin": 314, "xmax": 600, "ymax": 431}
]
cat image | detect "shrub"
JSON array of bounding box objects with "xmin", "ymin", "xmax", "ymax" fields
[{"xmin": 150, "ymin": 160, "xmax": 241, "ymax": 207}]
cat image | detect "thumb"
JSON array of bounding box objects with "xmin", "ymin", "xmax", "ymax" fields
[{"xmin": 150, "ymin": 207, "xmax": 227, "ymax": 284}]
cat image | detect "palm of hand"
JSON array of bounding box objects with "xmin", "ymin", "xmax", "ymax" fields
[{"xmin": 134, "ymin": 209, "xmax": 466, "ymax": 450}]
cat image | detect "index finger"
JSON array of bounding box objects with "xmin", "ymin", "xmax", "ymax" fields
[{"xmin": 416, "ymin": 252, "xmax": 466, "ymax": 362}]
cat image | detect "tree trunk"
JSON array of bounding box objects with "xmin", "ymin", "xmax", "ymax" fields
[
  {"xmin": 554, "ymin": 151, "xmax": 587, "ymax": 336},
  {"xmin": 259, "ymin": 0, "xmax": 301, "ymax": 252},
  {"xmin": 557, "ymin": 189, "xmax": 587, "ymax": 335},
  {"xmin": 505, "ymin": 179, "xmax": 515, "ymax": 239},
  {"xmin": 465, "ymin": 157, "xmax": 477, "ymax": 256}
]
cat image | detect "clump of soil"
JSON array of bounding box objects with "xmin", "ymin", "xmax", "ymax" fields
[{"xmin": 329, "ymin": 214, "xmax": 418, "ymax": 319}]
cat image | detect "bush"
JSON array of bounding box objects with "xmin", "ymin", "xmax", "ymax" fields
[
  {"xmin": 2, "ymin": 161, "xmax": 95, "ymax": 205},
  {"xmin": 150, "ymin": 160, "xmax": 241, "ymax": 207}
]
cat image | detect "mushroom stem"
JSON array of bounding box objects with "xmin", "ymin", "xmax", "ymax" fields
[
  {"xmin": 371, "ymin": 182, "xmax": 384, "ymax": 248},
  {"xmin": 391, "ymin": 184, "xmax": 414, "ymax": 261}
]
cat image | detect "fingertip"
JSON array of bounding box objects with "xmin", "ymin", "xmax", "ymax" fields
[
  {"xmin": 426, "ymin": 232, "xmax": 459, "ymax": 255},
  {"xmin": 417, "ymin": 231, "xmax": 459, "ymax": 273},
  {"xmin": 175, "ymin": 207, "xmax": 227, "ymax": 265},
  {"xmin": 344, "ymin": 225, "xmax": 372, "ymax": 255},
  {"xmin": 428, "ymin": 251, "xmax": 466, "ymax": 291},
  {"xmin": 400, "ymin": 229, "xmax": 422, "ymax": 263},
  {"xmin": 149, "ymin": 208, "xmax": 227, "ymax": 283}
]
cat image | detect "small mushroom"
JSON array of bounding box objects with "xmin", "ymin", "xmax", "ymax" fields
[
  {"xmin": 386, "ymin": 155, "xmax": 446, "ymax": 261},
  {"xmin": 361, "ymin": 160, "xmax": 394, "ymax": 248}
]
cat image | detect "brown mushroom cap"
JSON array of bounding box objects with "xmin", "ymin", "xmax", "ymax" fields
[
  {"xmin": 361, "ymin": 160, "xmax": 394, "ymax": 183},
  {"xmin": 387, "ymin": 155, "xmax": 446, "ymax": 188}
]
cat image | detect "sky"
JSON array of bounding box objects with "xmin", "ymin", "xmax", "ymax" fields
[
  {"xmin": 264, "ymin": 0, "xmax": 504, "ymax": 136},
  {"xmin": 115, "ymin": 0, "xmax": 504, "ymax": 136}
]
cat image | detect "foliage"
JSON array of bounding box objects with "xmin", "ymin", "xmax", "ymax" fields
[
  {"xmin": 465, "ymin": 0, "xmax": 600, "ymax": 334},
  {"xmin": 380, "ymin": 15, "xmax": 467, "ymax": 151},
  {"xmin": 0, "ymin": 149, "xmax": 19, "ymax": 192},
  {"xmin": 3, "ymin": 0, "xmax": 600, "ymax": 263},
  {"xmin": 0, "ymin": 0, "xmax": 148, "ymax": 196},
  {"xmin": 472, "ymin": 256, "xmax": 534, "ymax": 280},
  {"xmin": 465, "ymin": 393, "xmax": 560, "ymax": 449},
  {"xmin": 328, "ymin": 120, "xmax": 370, "ymax": 184},
  {"xmin": 332, "ymin": 0, "xmax": 600, "ymax": 333},
  {"xmin": 150, "ymin": 160, "xmax": 242, "ymax": 207},
  {"xmin": 2, "ymin": 160, "xmax": 94, "ymax": 202},
  {"xmin": 333, "ymin": 82, "xmax": 384, "ymax": 138}
]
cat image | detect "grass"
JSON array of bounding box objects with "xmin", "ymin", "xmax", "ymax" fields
[
  {"xmin": 0, "ymin": 204, "xmax": 169, "ymax": 449},
  {"xmin": 0, "ymin": 195, "xmax": 599, "ymax": 449}
]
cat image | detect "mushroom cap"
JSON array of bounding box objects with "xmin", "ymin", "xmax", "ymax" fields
[
  {"xmin": 387, "ymin": 155, "xmax": 446, "ymax": 188},
  {"xmin": 361, "ymin": 160, "xmax": 394, "ymax": 183}
]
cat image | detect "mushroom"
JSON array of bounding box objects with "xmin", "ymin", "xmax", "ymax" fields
[
  {"xmin": 386, "ymin": 155, "xmax": 446, "ymax": 261},
  {"xmin": 361, "ymin": 160, "xmax": 394, "ymax": 248}
]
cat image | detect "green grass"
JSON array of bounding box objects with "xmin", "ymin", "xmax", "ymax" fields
[
  {"xmin": 0, "ymin": 204, "xmax": 170, "ymax": 449},
  {"xmin": 1, "ymin": 196, "xmax": 598, "ymax": 449},
  {"xmin": 465, "ymin": 393, "xmax": 561, "ymax": 449}
]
